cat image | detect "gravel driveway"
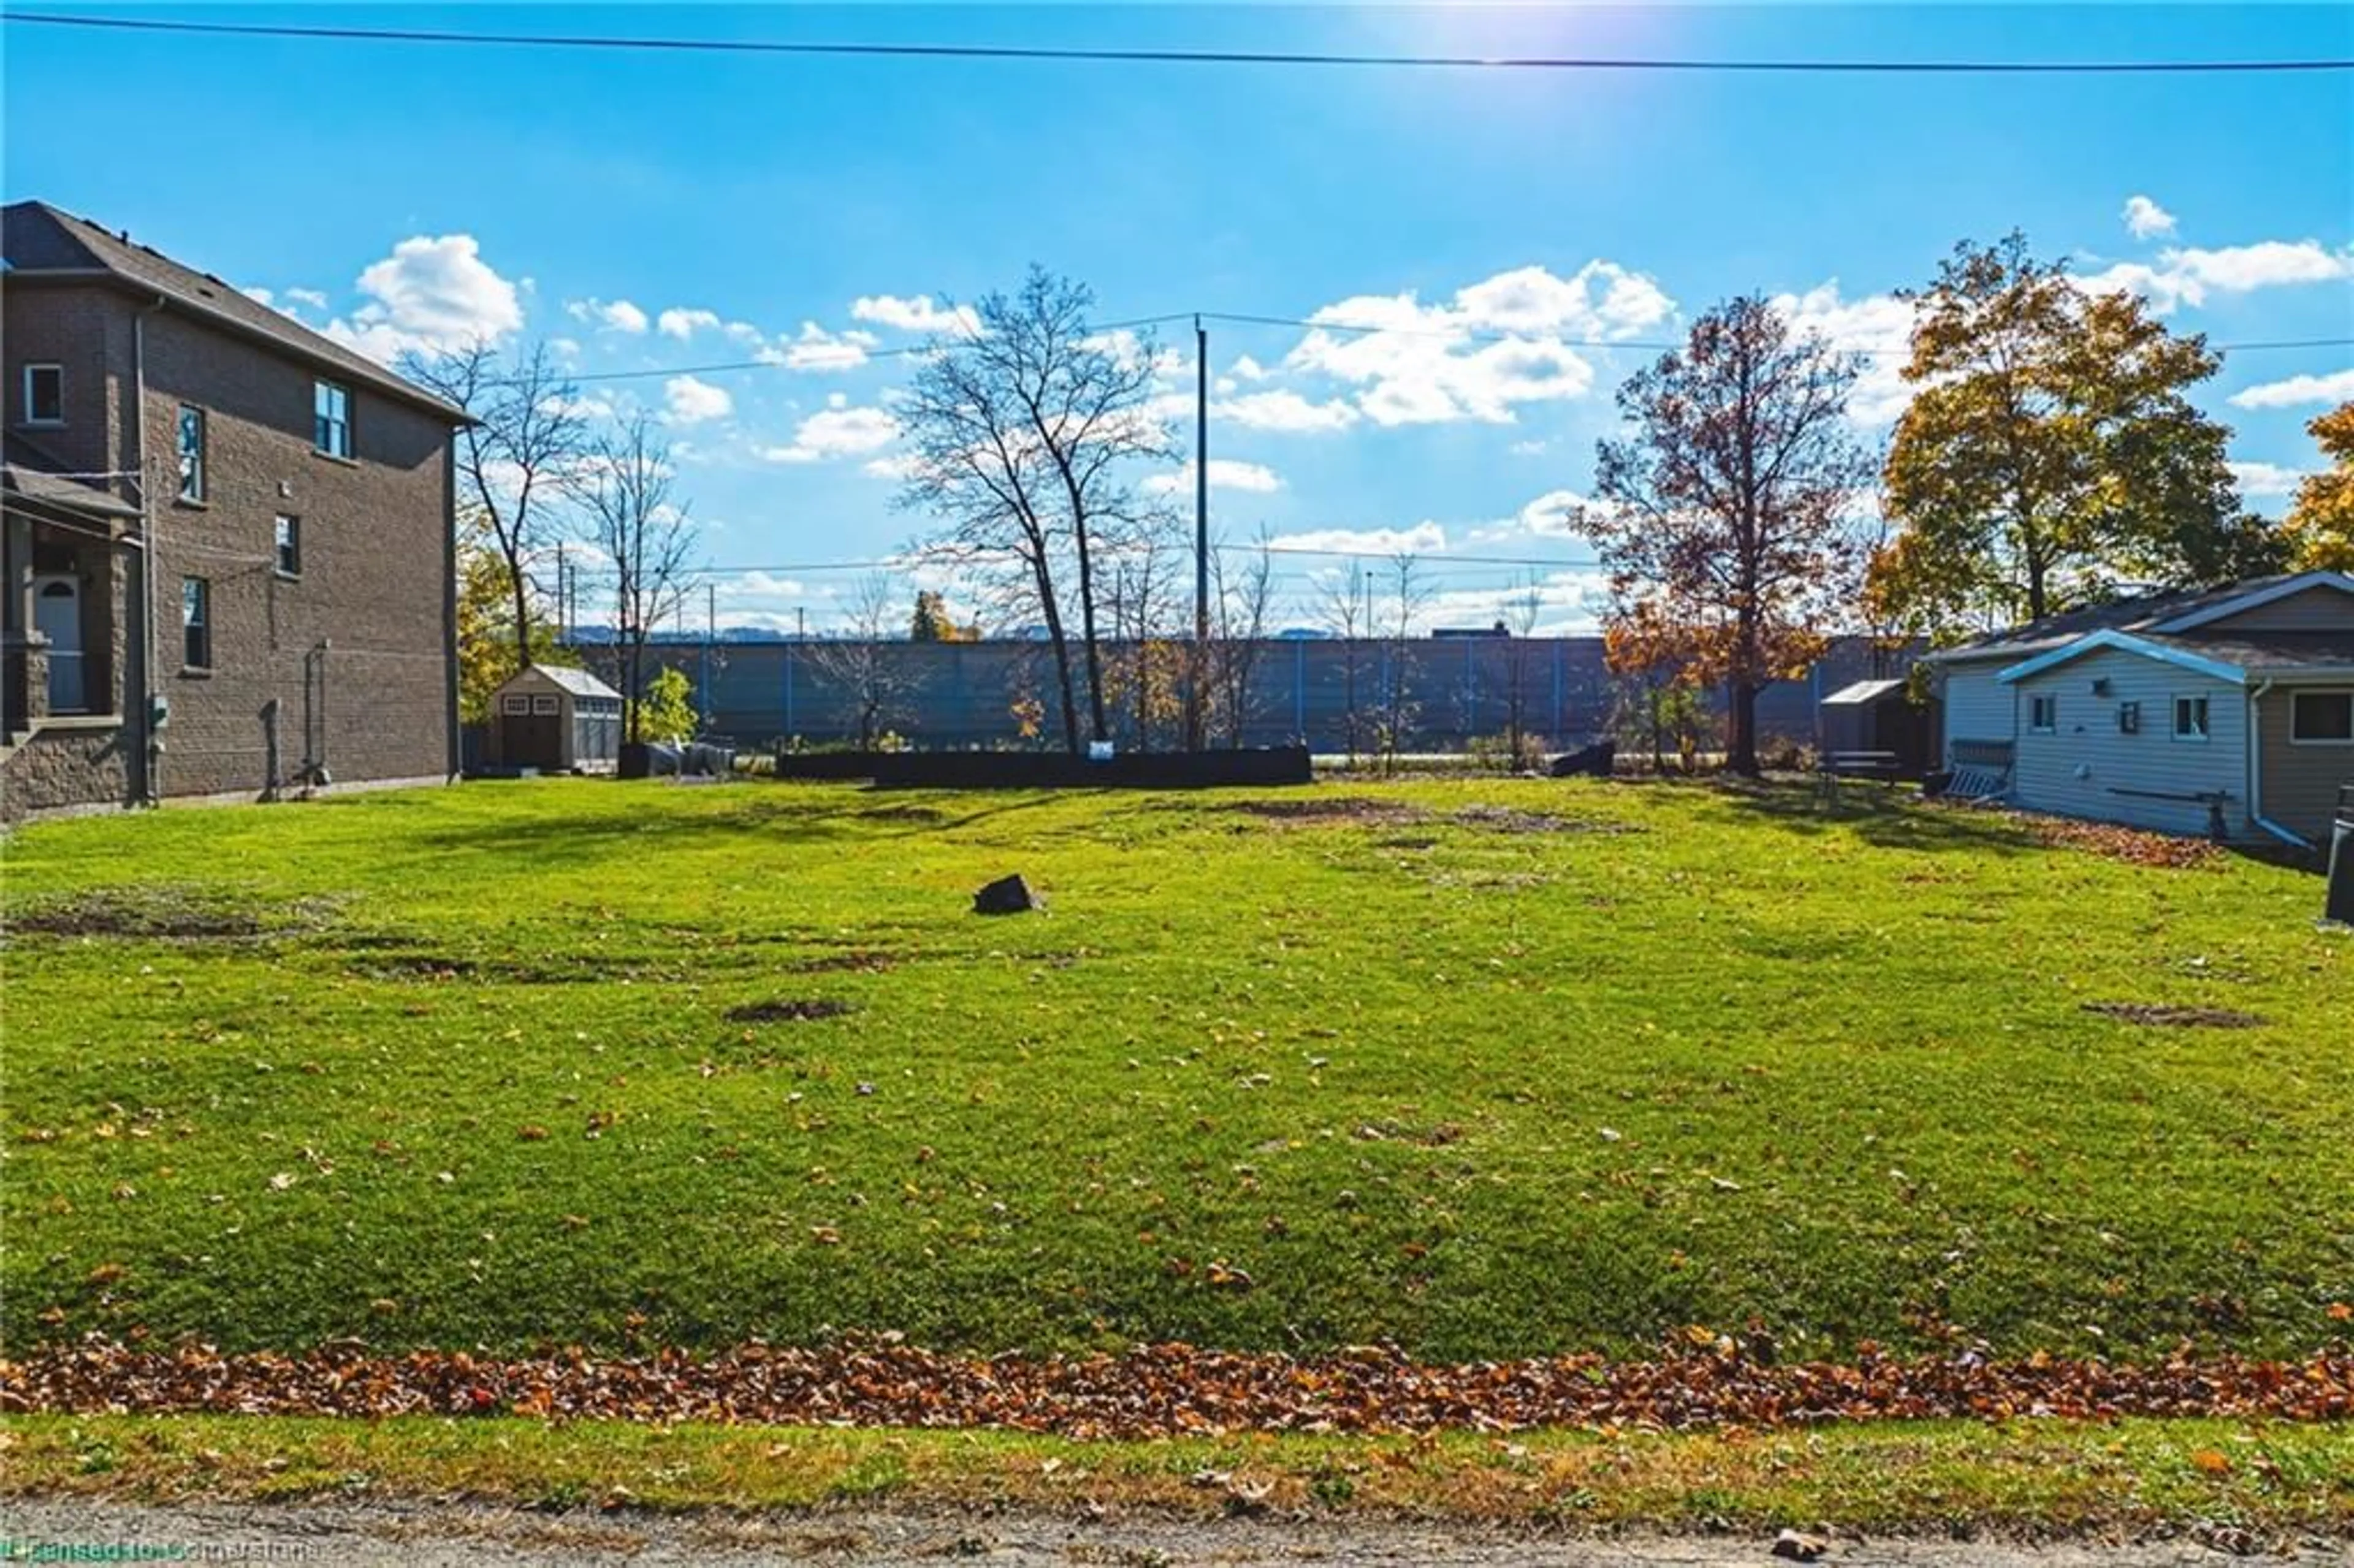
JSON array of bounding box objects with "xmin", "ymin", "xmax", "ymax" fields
[{"xmin": 5, "ymin": 1498, "xmax": 2346, "ymax": 1566}]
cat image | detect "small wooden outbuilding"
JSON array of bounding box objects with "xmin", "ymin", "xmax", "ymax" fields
[
  {"xmin": 1818, "ymin": 677, "xmax": 1937, "ymax": 780},
  {"xmin": 487, "ymin": 664, "xmax": 623, "ymax": 774}
]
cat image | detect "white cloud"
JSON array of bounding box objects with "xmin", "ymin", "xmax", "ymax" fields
[
  {"xmin": 1418, "ymin": 571, "xmax": 1611, "ymax": 636},
  {"xmin": 1463, "ymin": 489, "xmax": 1596, "ymax": 546},
  {"xmin": 539, "ymin": 390, "xmax": 617, "ymax": 423},
  {"xmin": 242, "ymin": 286, "xmax": 275, "ymax": 306},
  {"xmin": 2075, "ymin": 240, "xmax": 2353, "ymax": 314},
  {"xmin": 567, "ymin": 297, "xmax": 650, "ymax": 335},
  {"xmin": 286, "ymin": 287, "xmax": 329, "ymax": 310},
  {"xmin": 2228, "ymin": 367, "xmax": 2354, "ymax": 409},
  {"xmin": 1212, "ymin": 389, "xmax": 1362, "ymax": 434},
  {"xmin": 1269, "ymin": 522, "xmax": 1446, "ymax": 555},
  {"xmin": 2122, "ymin": 196, "xmax": 2177, "ymax": 241},
  {"xmin": 756, "ymin": 321, "xmax": 875, "ymax": 371},
  {"xmin": 2228, "ymin": 460, "xmax": 2307, "ymax": 498},
  {"xmin": 1145, "ymin": 459, "xmax": 1283, "ymax": 495},
  {"xmin": 1508, "ymin": 438, "xmax": 1550, "ymax": 457},
  {"xmin": 757, "ymin": 404, "xmax": 902, "ymax": 463},
  {"xmin": 1770, "ymin": 282, "xmax": 1918, "ymax": 426},
  {"xmin": 1452, "ymin": 261, "xmax": 1675, "ymax": 340},
  {"xmin": 322, "ymin": 234, "xmax": 525, "ymax": 363},
  {"xmin": 851, "ymin": 293, "xmax": 980, "ymax": 336},
  {"xmin": 657, "ymin": 306, "xmax": 722, "ymax": 340},
  {"xmin": 1281, "ymin": 264, "xmax": 1648, "ymax": 426},
  {"xmin": 663, "ymin": 375, "xmax": 733, "ymax": 425},
  {"xmin": 1230, "ymin": 354, "xmax": 1270, "ymax": 382}
]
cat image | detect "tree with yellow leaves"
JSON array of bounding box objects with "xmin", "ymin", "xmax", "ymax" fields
[{"xmin": 2284, "ymin": 402, "xmax": 2354, "ymax": 572}]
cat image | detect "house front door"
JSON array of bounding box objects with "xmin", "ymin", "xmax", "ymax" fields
[{"xmin": 32, "ymin": 574, "xmax": 84, "ymax": 713}]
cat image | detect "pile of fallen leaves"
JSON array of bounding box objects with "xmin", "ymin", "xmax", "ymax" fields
[
  {"xmin": 2017, "ymin": 815, "xmax": 2224, "ymax": 870},
  {"xmin": 4, "ymin": 1338, "xmax": 2345, "ymax": 1438}
]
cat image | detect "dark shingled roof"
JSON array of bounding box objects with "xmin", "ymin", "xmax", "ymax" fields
[
  {"xmin": 1930, "ymin": 574, "xmax": 2339, "ymax": 661},
  {"xmin": 2, "ymin": 200, "xmax": 467, "ymax": 424},
  {"xmin": 2139, "ymin": 631, "xmax": 2354, "ymax": 674}
]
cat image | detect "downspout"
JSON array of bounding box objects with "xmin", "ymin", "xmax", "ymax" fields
[
  {"xmin": 442, "ymin": 428, "xmax": 460, "ymax": 782},
  {"xmin": 131, "ymin": 294, "xmax": 167, "ymax": 805},
  {"xmin": 2247, "ymin": 678, "xmax": 2312, "ymax": 849}
]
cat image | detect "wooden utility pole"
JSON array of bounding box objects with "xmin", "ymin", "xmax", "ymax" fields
[{"xmin": 1189, "ymin": 316, "xmax": 1209, "ymax": 751}]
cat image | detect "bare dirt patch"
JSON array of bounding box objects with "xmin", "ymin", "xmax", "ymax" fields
[
  {"xmin": 1228, "ymin": 797, "xmax": 1430, "ymax": 827},
  {"xmin": 7, "ymin": 886, "xmax": 337, "ymax": 941},
  {"xmin": 2084, "ymin": 1002, "xmax": 2268, "ymax": 1029},
  {"xmin": 780, "ymin": 950, "xmax": 902, "ymax": 975},
  {"xmin": 725, "ymin": 999, "xmax": 855, "ymax": 1024},
  {"xmin": 858, "ymin": 804, "xmax": 947, "ymax": 825},
  {"xmin": 1452, "ymin": 805, "xmax": 1642, "ymax": 835}
]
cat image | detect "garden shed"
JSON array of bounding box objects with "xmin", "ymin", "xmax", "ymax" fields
[
  {"xmin": 1818, "ymin": 678, "xmax": 1936, "ymax": 778},
  {"xmin": 488, "ymin": 664, "xmax": 624, "ymax": 774}
]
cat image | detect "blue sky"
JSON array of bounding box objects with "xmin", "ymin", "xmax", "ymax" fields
[{"xmin": 6, "ymin": 4, "xmax": 2351, "ymax": 632}]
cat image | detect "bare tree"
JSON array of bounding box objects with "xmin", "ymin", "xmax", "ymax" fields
[
  {"xmin": 807, "ymin": 574, "xmax": 920, "ymax": 748},
  {"xmin": 1498, "ymin": 573, "xmax": 1548, "ymax": 769},
  {"xmin": 404, "ymin": 341, "xmax": 588, "ymax": 677},
  {"xmin": 896, "ymin": 267, "xmax": 1174, "ymax": 755},
  {"xmin": 581, "ymin": 416, "xmax": 697, "ymax": 743},
  {"xmin": 1104, "ymin": 517, "xmax": 1186, "ymax": 750},
  {"xmin": 1374, "ymin": 553, "xmax": 1433, "ymax": 773},
  {"xmin": 1205, "ymin": 528, "xmax": 1277, "ymax": 745},
  {"xmin": 1316, "ymin": 561, "xmax": 1375, "ymax": 763}
]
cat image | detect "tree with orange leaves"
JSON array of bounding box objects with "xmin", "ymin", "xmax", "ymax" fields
[{"xmin": 1582, "ymin": 295, "xmax": 1873, "ymax": 777}]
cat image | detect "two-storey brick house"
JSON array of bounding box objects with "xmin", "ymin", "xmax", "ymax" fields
[{"xmin": 2, "ymin": 201, "xmax": 467, "ymax": 819}]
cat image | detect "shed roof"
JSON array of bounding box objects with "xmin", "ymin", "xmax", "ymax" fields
[
  {"xmin": 521, "ymin": 663, "xmax": 623, "ymax": 701},
  {"xmin": 2, "ymin": 200, "xmax": 468, "ymax": 425},
  {"xmin": 1821, "ymin": 678, "xmax": 1907, "ymax": 706}
]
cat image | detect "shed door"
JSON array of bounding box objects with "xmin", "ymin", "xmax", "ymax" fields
[{"xmin": 500, "ymin": 694, "xmax": 564, "ymax": 769}]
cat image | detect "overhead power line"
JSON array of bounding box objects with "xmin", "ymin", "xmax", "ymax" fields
[
  {"xmin": 568, "ymin": 315, "xmax": 2354, "ymax": 384},
  {"xmin": 9, "ymin": 12, "xmax": 2350, "ymax": 74}
]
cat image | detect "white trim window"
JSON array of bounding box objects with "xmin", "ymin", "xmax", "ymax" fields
[
  {"xmin": 274, "ymin": 514, "xmax": 302, "ymax": 577},
  {"xmin": 2028, "ymin": 693, "xmax": 2058, "ymax": 734},
  {"xmin": 181, "ymin": 576, "xmax": 211, "ymax": 670},
  {"xmin": 177, "ymin": 405, "xmax": 206, "ymax": 502},
  {"xmin": 2172, "ymin": 695, "xmax": 2211, "ymax": 742},
  {"xmin": 313, "ymin": 379, "xmax": 352, "ymax": 457},
  {"xmin": 501, "ymin": 694, "xmax": 531, "ymax": 715},
  {"xmin": 22, "ymin": 363, "xmax": 63, "ymax": 425},
  {"xmin": 2290, "ymin": 690, "xmax": 2353, "ymax": 745}
]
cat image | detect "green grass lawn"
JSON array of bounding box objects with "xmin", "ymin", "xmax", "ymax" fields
[
  {"xmin": 4, "ymin": 777, "xmax": 2349, "ymax": 1362},
  {"xmin": 10, "ymin": 1413, "xmax": 2350, "ymax": 1536}
]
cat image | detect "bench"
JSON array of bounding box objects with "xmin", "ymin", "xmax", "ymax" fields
[{"xmin": 1816, "ymin": 750, "xmax": 1900, "ymax": 803}]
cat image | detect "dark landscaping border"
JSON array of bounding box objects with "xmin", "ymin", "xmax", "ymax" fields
[{"xmin": 769, "ymin": 747, "xmax": 1313, "ymax": 790}]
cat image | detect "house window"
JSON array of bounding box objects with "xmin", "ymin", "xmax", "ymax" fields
[
  {"xmin": 501, "ymin": 694, "xmax": 531, "ymax": 715},
  {"xmin": 2172, "ymin": 695, "xmax": 2211, "ymax": 742},
  {"xmin": 177, "ymin": 405, "xmax": 206, "ymax": 501},
  {"xmin": 532, "ymin": 695, "xmax": 561, "ymax": 715},
  {"xmin": 23, "ymin": 363, "xmax": 63, "ymax": 424},
  {"xmin": 313, "ymin": 379, "xmax": 351, "ymax": 457},
  {"xmin": 181, "ymin": 577, "xmax": 211, "ymax": 669},
  {"xmin": 275, "ymin": 515, "xmax": 302, "ymax": 577},
  {"xmin": 2028, "ymin": 694, "xmax": 2057, "ymax": 733},
  {"xmin": 2117, "ymin": 701, "xmax": 2140, "ymax": 735},
  {"xmin": 2290, "ymin": 691, "xmax": 2353, "ymax": 744}
]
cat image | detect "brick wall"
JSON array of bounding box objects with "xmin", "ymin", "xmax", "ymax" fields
[
  {"xmin": 1, "ymin": 721, "xmax": 132, "ymax": 820},
  {"xmin": 4, "ymin": 283, "xmax": 454, "ymax": 805},
  {"xmin": 134, "ymin": 304, "xmax": 454, "ymax": 799}
]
